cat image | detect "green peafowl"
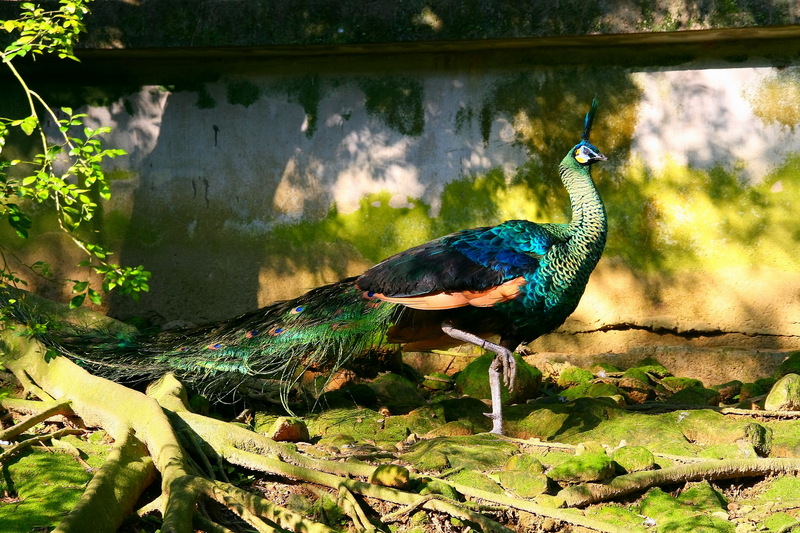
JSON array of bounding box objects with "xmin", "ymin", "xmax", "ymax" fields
[{"xmin": 17, "ymin": 100, "xmax": 607, "ymax": 434}]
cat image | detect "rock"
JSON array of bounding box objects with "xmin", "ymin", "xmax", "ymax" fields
[
  {"xmin": 575, "ymin": 441, "xmax": 606, "ymax": 456},
  {"xmin": 422, "ymin": 372, "xmax": 453, "ymax": 391},
  {"xmin": 369, "ymin": 464, "xmax": 411, "ymax": 488},
  {"xmin": 612, "ymin": 445, "xmax": 657, "ymax": 474},
  {"xmin": 497, "ymin": 470, "xmax": 549, "ymax": 498},
  {"xmin": 765, "ymin": 373, "xmax": 800, "ymax": 411},
  {"xmin": 666, "ymin": 387, "xmax": 721, "ymax": 406},
  {"xmin": 711, "ymin": 380, "xmax": 743, "ymax": 404},
  {"xmin": 418, "ymin": 478, "xmax": 460, "ymax": 499},
  {"xmin": 504, "ymin": 454, "xmax": 545, "ymax": 473},
  {"xmin": 560, "ymin": 382, "xmax": 621, "ymax": 401},
  {"xmin": 633, "ymin": 358, "xmax": 671, "ymax": 378},
  {"xmin": 455, "ymin": 352, "xmax": 542, "ymax": 404},
  {"xmin": 369, "ymin": 373, "xmax": 426, "ymax": 413},
  {"xmin": 775, "ymin": 351, "xmax": 800, "ymax": 378},
  {"xmin": 269, "ymin": 417, "xmax": 310, "ymax": 442},
  {"xmin": 446, "ymin": 469, "xmax": 504, "ymax": 494},
  {"xmin": 547, "ymin": 452, "xmax": 615, "ymax": 483},
  {"xmin": 661, "ymin": 376, "xmax": 704, "ymax": 392},
  {"xmin": 589, "ymin": 362, "xmax": 622, "ymax": 377},
  {"xmin": 556, "ymin": 365, "xmax": 594, "ymax": 388},
  {"xmin": 402, "ymin": 434, "xmax": 518, "ymax": 472},
  {"xmin": 740, "ymin": 377, "xmax": 776, "ymax": 401},
  {"xmin": 618, "ymin": 367, "xmax": 653, "ymax": 403},
  {"xmin": 425, "ymin": 420, "xmax": 475, "ymax": 438},
  {"xmin": 639, "ymin": 484, "xmax": 733, "ymax": 533}
]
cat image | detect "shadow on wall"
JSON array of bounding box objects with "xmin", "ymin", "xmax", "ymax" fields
[{"xmin": 105, "ymin": 64, "xmax": 647, "ymax": 325}]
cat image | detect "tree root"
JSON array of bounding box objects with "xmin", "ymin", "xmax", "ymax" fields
[
  {"xmin": 0, "ymin": 426, "xmax": 84, "ymax": 462},
  {"xmin": 0, "ymin": 398, "xmax": 72, "ymax": 441},
  {"xmin": 54, "ymin": 430, "xmax": 156, "ymax": 533},
  {"xmin": 559, "ymin": 457, "xmax": 800, "ymax": 507}
]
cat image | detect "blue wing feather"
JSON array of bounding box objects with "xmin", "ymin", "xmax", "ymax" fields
[{"xmin": 356, "ymin": 220, "xmax": 567, "ymax": 298}]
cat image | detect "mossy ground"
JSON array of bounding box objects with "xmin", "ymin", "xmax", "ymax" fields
[{"xmin": 5, "ymin": 352, "xmax": 800, "ymax": 532}]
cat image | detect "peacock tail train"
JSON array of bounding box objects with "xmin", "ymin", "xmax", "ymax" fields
[{"xmin": 6, "ymin": 278, "xmax": 403, "ymax": 407}]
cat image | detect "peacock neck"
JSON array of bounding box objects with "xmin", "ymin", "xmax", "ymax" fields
[{"xmin": 559, "ymin": 156, "xmax": 607, "ymax": 255}]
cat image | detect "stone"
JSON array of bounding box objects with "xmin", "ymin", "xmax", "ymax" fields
[
  {"xmin": 497, "ymin": 470, "xmax": 549, "ymax": 498},
  {"xmin": 504, "ymin": 454, "xmax": 545, "ymax": 473},
  {"xmin": 612, "ymin": 445, "xmax": 657, "ymax": 474},
  {"xmin": 455, "ymin": 352, "xmax": 542, "ymax": 404},
  {"xmin": 269, "ymin": 417, "xmax": 310, "ymax": 442},
  {"xmin": 666, "ymin": 387, "xmax": 721, "ymax": 406},
  {"xmin": 711, "ymin": 380, "xmax": 743, "ymax": 404},
  {"xmin": 556, "ymin": 365, "xmax": 594, "ymax": 388},
  {"xmin": 421, "ymin": 372, "xmax": 453, "ymax": 390},
  {"xmin": 369, "ymin": 464, "xmax": 411, "ymax": 489},
  {"xmin": 369, "ymin": 373, "xmax": 426, "ymax": 413},
  {"xmin": 765, "ymin": 373, "xmax": 800, "ymax": 411},
  {"xmin": 546, "ymin": 452, "xmax": 615, "ymax": 483}
]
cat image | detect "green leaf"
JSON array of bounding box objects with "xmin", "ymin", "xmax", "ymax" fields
[
  {"xmin": 72, "ymin": 280, "xmax": 88, "ymax": 293},
  {"xmin": 87, "ymin": 288, "xmax": 102, "ymax": 306},
  {"xmin": 19, "ymin": 115, "xmax": 37, "ymax": 136},
  {"xmin": 69, "ymin": 293, "xmax": 85, "ymax": 308}
]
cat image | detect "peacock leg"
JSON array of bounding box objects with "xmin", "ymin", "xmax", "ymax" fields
[{"xmin": 441, "ymin": 322, "xmax": 517, "ymax": 435}]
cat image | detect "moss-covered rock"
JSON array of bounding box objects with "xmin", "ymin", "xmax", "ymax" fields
[
  {"xmin": 369, "ymin": 464, "xmax": 411, "ymax": 488},
  {"xmin": 639, "ymin": 483, "xmax": 733, "ymax": 533},
  {"xmin": 560, "ymin": 382, "xmax": 621, "ymax": 401},
  {"xmin": 424, "ymin": 420, "xmax": 475, "ymax": 438},
  {"xmin": 496, "ymin": 470, "xmax": 549, "ymax": 498},
  {"xmin": 445, "ymin": 469, "xmax": 504, "ymax": 494},
  {"xmin": 775, "ymin": 351, "xmax": 800, "ymax": 378},
  {"xmin": 556, "ymin": 365, "xmax": 594, "ymax": 388},
  {"xmin": 546, "ymin": 451, "xmax": 615, "ymax": 483},
  {"xmin": 661, "ymin": 376, "xmax": 704, "ymax": 391},
  {"xmin": 269, "ymin": 416, "xmax": 310, "ymax": 442},
  {"xmin": 666, "ymin": 386, "xmax": 721, "ymax": 406},
  {"xmin": 711, "ymin": 380, "xmax": 743, "ymax": 404},
  {"xmin": 504, "ymin": 453, "xmax": 545, "ymax": 473},
  {"xmin": 618, "ymin": 367, "xmax": 654, "ymax": 403},
  {"xmin": 633, "ymin": 358, "xmax": 671, "ymax": 378},
  {"xmin": 369, "ymin": 372, "xmax": 426, "ymax": 413},
  {"xmin": 740, "ymin": 377, "xmax": 777, "ymax": 402},
  {"xmin": 417, "ymin": 478, "xmax": 461, "ymax": 500},
  {"xmin": 612, "ymin": 445, "xmax": 656, "ymax": 473},
  {"xmin": 421, "ymin": 372, "xmax": 453, "ymax": 391},
  {"xmin": 0, "ymin": 450, "xmax": 98, "ymax": 532},
  {"xmin": 764, "ymin": 373, "xmax": 800, "ymax": 411},
  {"xmin": 402, "ymin": 434, "xmax": 518, "ymax": 472},
  {"xmin": 760, "ymin": 512, "xmax": 798, "ymax": 533},
  {"xmin": 455, "ymin": 352, "xmax": 541, "ymax": 404},
  {"xmin": 589, "ymin": 362, "xmax": 622, "ymax": 376},
  {"xmin": 506, "ymin": 396, "xmax": 624, "ymax": 442}
]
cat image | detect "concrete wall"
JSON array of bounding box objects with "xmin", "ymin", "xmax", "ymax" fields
[{"xmin": 2, "ymin": 4, "xmax": 800, "ymax": 357}]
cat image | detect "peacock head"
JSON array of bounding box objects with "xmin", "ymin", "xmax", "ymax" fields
[
  {"xmin": 573, "ymin": 140, "xmax": 607, "ymax": 166},
  {"xmin": 573, "ymin": 98, "xmax": 606, "ymax": 166}
]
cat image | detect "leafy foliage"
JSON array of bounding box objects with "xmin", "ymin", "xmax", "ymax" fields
[{"xmin": 0, "ymin": 0, "xmax": 150, "ymax": 308}]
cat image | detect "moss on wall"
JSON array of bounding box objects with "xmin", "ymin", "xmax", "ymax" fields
[{"xmin": 1, "ymin": 0, "xmax": 791, "ymax": 50}]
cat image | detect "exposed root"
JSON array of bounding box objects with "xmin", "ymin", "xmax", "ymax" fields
[
  {"xmin": 559, "ymin": 457, "xmax": 800, "ymax": 507},
  {"xmin": 0, "ymin": 399, "xmax": 73, "ymax": 442},
  {"xmin": 0, "ymin": 426, "xmax": 84, "ymax": 463}
]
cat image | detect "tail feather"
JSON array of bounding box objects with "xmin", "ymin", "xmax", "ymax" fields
[{"xmin": 5, "ymin": 278, "xmax": 403, "ymax": 406}]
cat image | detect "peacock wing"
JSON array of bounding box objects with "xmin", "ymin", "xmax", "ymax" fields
[{"xmin": 356, "ymin": 221, "xmax": 565, "ymax": 310}]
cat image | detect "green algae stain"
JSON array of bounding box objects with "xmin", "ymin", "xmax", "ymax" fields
[
  {"xmin": 747, "ymin": 70, "xmax": 800, "ymax": 129},
  {"xmin": 226, "ymin": 80, "xmax": 261, "ymax": 108},
  {"xmin": 360, "ymin": 77, "xmax": 425, "ymax": 136},
  {"xmin": 604, "ymin": 155, "xmax": 800, "ymax": 274}
]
